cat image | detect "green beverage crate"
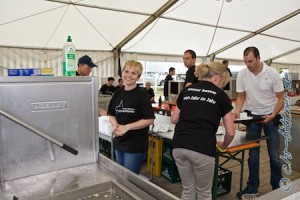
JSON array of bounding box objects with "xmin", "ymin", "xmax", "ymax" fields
[
  {"xmin": 161, "ymin": 157, "xmax": 181, "ymax": 183},
  {"xmin": 162, "ymin": 138, "xmax": 174, "ymax": 161},
  {"xmin": 99, "ymin": 138, "xmax": 112, "ymax": 158},
  {"xmin": 213, "ymin": 167, "xmax": 232, "ymax": 196},
  {"xmin": 161, "ymin": 138, "xmax": 181, "ymax": 183}
]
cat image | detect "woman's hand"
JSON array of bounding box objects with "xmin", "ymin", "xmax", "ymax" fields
[{"xmin": 113, "ymin": 124, "xmax": 129, "ymax": 137}]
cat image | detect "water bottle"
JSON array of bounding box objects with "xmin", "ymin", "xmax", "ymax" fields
[
  {"xmin": 63, "ymin": 36, "xmax": 76, "ymax": 76},
  {"xmin": 158, "ymin": 96, "xmax": 162, "ymax": 107}
]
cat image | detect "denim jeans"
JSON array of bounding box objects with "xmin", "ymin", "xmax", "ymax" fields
[
  {"xmin": 246, "ymin": 117, "xmax": 282, "ymax": 193},
  {"xmin": 114, "ymin": 149, "xmax": 146, "ymax": 174}
]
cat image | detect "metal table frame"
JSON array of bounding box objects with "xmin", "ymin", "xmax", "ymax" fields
[{"xmin": 212, "ymin": 141, "xmax": 263, "ymax": 200}]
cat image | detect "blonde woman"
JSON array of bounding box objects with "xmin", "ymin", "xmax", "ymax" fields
[
  {"xmin": 107, "ymin": 60, "xmax": 155, "ymax": 174},
  {"xmin": 171, "ymin": 61, "xmax": 235, "ymax": 200}
]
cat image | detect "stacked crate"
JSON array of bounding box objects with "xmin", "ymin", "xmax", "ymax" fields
[
  {"xmin": 161, "ymin": 138, "xmax": 181, "ymax": 183},
  {"xmin": 213, "ymin": 167, "xmax": 232, "ymax": 196},
  {"xmin": 147, "ymin": 135, "xmax": 163, "ymax": 176},
  {"xmin": 99, "ymin": 138, "xmax": 112, "ymax": 158}
]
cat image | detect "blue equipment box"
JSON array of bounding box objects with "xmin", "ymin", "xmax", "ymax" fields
[{"xmin": 8, "ymin": 69, "xmax": 41, "ymax": 76}]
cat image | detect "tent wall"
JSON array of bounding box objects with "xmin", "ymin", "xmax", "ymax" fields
[
  {"xmin": 0, "ymin": 47, "xmax": 115, "ymax": 87},
  {"xmin": 1, "ymin": 47, "xmax": 300, "ymax": 84}
]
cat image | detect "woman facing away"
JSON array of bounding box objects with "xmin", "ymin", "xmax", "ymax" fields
[
  {"xmin": 171, "ymin": 61, "xmax": 235, "ymax": 200},
  {"xmin": 107, "ymin": 60, "xmax": 155, "ymax": 174}
]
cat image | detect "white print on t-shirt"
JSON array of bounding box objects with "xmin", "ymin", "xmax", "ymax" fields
[
  {"xmin": 115, "ymin": 100, "xmax": 135, "ymax": 113},
  {"xmin": 187, "ymin": 88, "xmax": 216, "ymax": 95},
  {"xmin": 183, "ymin": 96, "xmax": 216, "ymax": 104}
]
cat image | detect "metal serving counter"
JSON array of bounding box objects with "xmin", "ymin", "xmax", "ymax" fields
[
  {"xmin": 0, "ymin": 77, "xmax": 99, "ymax": 181},
  {"xmin": 1, "ymin": 154, "xmax": 179, "ymax": 200},
  {"xmin": 259, "ymin": 178, "xmax": 300, "ymax": 200},
  {"xmin": 0, "ymin": 77, "xmax": 179, "ymax": 200}
]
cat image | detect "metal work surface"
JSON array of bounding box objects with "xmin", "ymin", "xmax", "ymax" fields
[
  {"xmin": 216, "ymin": 126, "xmax": 264, "ymax": 148},
  {"xmin": 2, "ymin": 164, "xmax": 113, "ymax": 200},
  {"xmin": 0, "ymin": 77, "xmax": 99, "ymax": 181},
  {"xmin": 1, "ymin": 155, "xmax": 179, "ymax": 200},
  {"xmin": 259, "ymin": 178, "xmax": 300, "ymax": 200},
  {"xmin": 99, "ymin": 154, "xmax": 180, "ymax": 200}
]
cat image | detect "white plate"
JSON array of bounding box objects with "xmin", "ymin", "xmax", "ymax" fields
[{"xmin": 237, "ymin": 116, "xmax": 253, "ymax": 120}]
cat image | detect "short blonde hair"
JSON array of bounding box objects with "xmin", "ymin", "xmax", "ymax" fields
[
  {"xmin": 195, "ymin": 61, "xmax": 230, "ymax": 88},
  {"xmin": 123, "ymin": 60, "xmax": 143, "ymax": 77}
]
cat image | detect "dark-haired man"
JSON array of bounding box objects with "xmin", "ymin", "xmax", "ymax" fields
[
  {"xmin": 115, "ymin": 78, "xmax": 124, "ymax": 91},
  {"xmin": 99, "ymin": 77, "xmax": 115, "ymax": 95},
  {"xmin": 183, "ymin": 49, "xmax": 198, "ymax": 87},
  {"xmin": 222, "ymin": 60, "xmax": 232, "ymax": 90},
  {"xmin": 235, "ymin": 47, "xmax": 284, "ymax": 199},
  {"xmin": 164, "ymin": 67, "xmax": 175, "ymax": 100}
]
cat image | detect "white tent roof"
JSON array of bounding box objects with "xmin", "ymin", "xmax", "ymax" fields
[{"xmin": 1, "ymin": 0, "xmax": 300, "ymax": 64}]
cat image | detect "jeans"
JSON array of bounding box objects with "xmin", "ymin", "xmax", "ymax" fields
[
  {"xmin": 173, "ymin": 148, "xmax": 215, "ymax": 200},
  {"xmin": 114, "ymin": 149, "xmax": 145, "ymax": 174},
  {"xmin": 246, "ymin": 117, "xmax": 282, "ymax": 193}
]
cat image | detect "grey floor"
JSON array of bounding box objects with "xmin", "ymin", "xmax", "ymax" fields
[{"xmin": 140, "ymin": 140, "xmax": 300, "ymax": 200}]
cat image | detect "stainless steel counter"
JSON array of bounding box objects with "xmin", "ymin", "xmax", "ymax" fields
[
  {"xmin": 259, "ymin": 178, "xmax": 300, "ymax": 200},
  {"xmin": 1, "ymin": 154, "xmax": 179, "ymax": 200},
  {"xmin": 0, "ymin": 77, "xmax": 179, "ymax": 200}
]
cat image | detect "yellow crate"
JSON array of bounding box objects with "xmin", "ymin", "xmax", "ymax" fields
[
  {"xmin": 148, "ymin": 135, "xmax": 163, "ymax": 157},
  {"xmin": 147, "ymin": 136, "xmax": 163, "ymax": 176},
  {"xmin": 147, "ymin": 154, "xmax": 162, "ymax": 176}
]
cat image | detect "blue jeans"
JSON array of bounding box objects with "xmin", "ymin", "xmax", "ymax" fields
[
  {"xmin": 246, "ymin": 117, "xmax": 282, "ymax": 193},
  {"xmin": 114, "ymin": 149, "xmax": 145, "ymax": 174}
]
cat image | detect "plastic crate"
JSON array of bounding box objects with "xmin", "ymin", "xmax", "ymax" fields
[
  {"xmin": 213, "ymin": 167, "xmax": 232, "ymax": 196},
  {"xmin": 162, "ymin": 138, "xmax": 174, "ymax": 162},
  {"xmin": 99, "ymin": 138, "xmax": 112, "ymax": 158},
  {"xmin": 147, "ymin": 136, "xmax": 163, "ymax": 176},
  {"xmin": 161, "ymin": 157, "xmax": 181, "ymax": 183},
  {"xmin": 161, "ymin": 138, "xmax": 181, "ymax": 182},
  {"xmin": 147, "ymin": 135, "xmax": 163, "ymax": 159}
]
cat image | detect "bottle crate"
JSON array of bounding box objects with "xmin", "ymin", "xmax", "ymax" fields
[{"xmin": 147, "ymin": 135, "xmax": 163, "ymax": 176}]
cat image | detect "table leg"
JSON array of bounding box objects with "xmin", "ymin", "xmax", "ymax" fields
[{"xmin": 238, "ymin": 150, "xmax": 245, "ymax": 200}]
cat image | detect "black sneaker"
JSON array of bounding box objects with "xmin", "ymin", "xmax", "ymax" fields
[{"xmin": 236, "ymin": 187, "xmax": 259, "ymax": 197}]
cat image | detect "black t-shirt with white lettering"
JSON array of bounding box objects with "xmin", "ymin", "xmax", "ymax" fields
[
  {"xmin": 184, "ymin": 66, "xmax": 198, "ymax": 86},
  {"xmin": 107, "ymin": 86, "xmax": 155, "ymax": 153},
  {"xmin": 100, "ymin": 84, "xmax": 115, "ymax": 95},
  {"xmin": 173, "ymin": 80, "xmax": 232, "ymax": 157}
]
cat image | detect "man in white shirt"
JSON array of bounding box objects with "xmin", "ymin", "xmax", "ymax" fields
[{"xmin": 235, "ymin": 47, "xmax": 284, "ymax": 199}]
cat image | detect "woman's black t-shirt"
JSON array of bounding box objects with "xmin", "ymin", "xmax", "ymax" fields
[
  {"xmin": 107, "ymin": 86, "xmax": 155, "ymax": 153},
  {"xmin": 173, "ymin": 80, "xmax": 232, "ymax": 157}
]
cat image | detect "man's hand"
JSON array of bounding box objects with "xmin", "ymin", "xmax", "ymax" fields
[
  {"xmin": 261, "ymin": 114, "xmax": 275, "ymax": 123},
  {"xmin": 234, "ymin": 111, "xmax": 240, "ymax": 119}
]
